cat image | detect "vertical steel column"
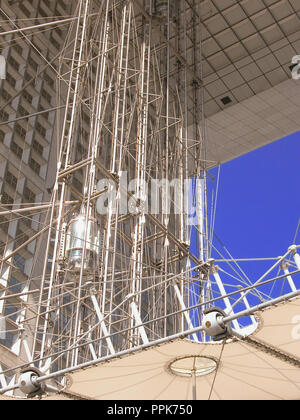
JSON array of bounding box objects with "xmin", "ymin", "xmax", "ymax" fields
[{"xmin": 129, "ymin": 20, "xmax": 151, "ymax": 346}]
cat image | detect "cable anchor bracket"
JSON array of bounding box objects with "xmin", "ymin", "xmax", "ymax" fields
[{"xmin": 202, "ymin": 307, "xmax": 233, "ymax": 342}]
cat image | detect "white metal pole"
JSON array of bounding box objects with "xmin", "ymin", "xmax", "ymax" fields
[
  {"xmin": 289, "ymin": 245, "xmax": 300, "ymax": 271},
  {"xmin": 91, "ymin": 294, "xmax": 115, "ymax": 355},
  {"xmin": 211, "ymin": 266, "xmax": 241, "ymax": 332},
  {"xmin": 173, "ymin": 283, "xmax": 198, "ymax": 341},
  {"xmin": 281, "ymin": 262, "xmax": 297, "ymax": 292},
  {"xmin": 130, "ymin": 301, "xmax": 149, "ymax": 345}
]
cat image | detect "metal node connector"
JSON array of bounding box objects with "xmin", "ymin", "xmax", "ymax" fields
[
  {"xmin": 202, "ymin": 308, "xmax": 233, "ymax": 341},
  {"xmin": 18, "ymin": 368, "xmax": 45, "ymax": 398}
]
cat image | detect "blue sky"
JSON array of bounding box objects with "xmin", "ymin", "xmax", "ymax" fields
[
  {"xmin": 210, "ymin": 130, "xmax": 300, "ymax": 261},
  {"xmin": 189, "ymin": 131, "xmax": 300, "ymax": 326}
]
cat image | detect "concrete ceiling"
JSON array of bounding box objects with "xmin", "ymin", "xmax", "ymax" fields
[
  {"xmin": 186, "ymin": 0, "xmax": 300, "ymax": 163},
  {"xmin": 205, "ymin": 77, "xmax": 300, "ymax": 164}
]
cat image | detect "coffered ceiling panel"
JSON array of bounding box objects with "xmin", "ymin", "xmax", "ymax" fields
[{"xmin": 179, "ymin": 0, "xmax": 300, "ymax": 163}]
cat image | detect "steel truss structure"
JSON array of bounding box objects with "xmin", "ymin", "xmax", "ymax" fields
[{"xmin": 0, "ymin": 0, "xmax": 299, "ymax": 399}]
